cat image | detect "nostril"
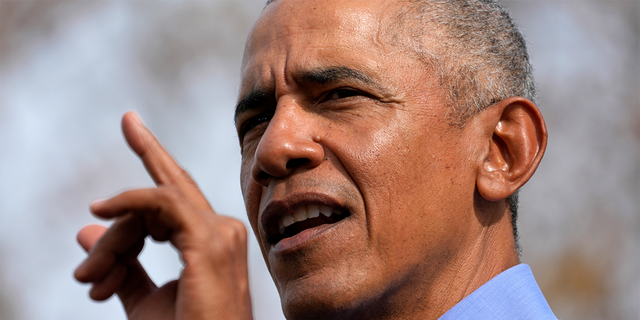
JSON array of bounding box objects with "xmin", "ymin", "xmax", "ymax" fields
[
  {"xmin": 286, "ymin": 158, "xmax": 310, "ymax": 169},
  {"xmin": 257, "ymin": 171, "xmax": 271, "ymax": 182},
  {"xmin": 254, "ymin": 158, "xmax": 316, "ymax": 184}
]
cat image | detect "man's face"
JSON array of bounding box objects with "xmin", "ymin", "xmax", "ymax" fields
[{"xmin": 236, "ymin": 0, "xmax": 484, "ymax": 318}]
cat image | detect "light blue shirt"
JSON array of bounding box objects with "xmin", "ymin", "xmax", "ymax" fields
[{"xmin": 439, "ymin": 264, "xmax": 558, "ymax": 320}]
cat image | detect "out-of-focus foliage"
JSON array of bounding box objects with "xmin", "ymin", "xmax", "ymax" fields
[
  {"xmin": 0, "ymin": 1, "xmax": 637, "ymax": 320},
  {"xmin": 507, "ymin": 2, "xmax": 639, "ymax": 319}
]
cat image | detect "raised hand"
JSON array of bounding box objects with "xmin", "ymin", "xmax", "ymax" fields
[{"xmin": 74, "ymin": 112, "xmax": 253, "ymax": 320}]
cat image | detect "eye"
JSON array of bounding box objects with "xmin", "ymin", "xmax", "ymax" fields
[
  {"xmin": 239, "ymin": 112, "xmax": 272, "ymax": 141},
  {"xmin": 324, "ymin": 88, "xmax": 364, "ymax": 101}
]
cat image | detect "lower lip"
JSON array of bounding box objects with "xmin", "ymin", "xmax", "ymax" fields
[{"xmin": 272, "ymin": 222, "xmax": 340, "ymax": 253}]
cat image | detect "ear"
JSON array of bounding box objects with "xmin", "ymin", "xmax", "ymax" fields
[{"xmin": 476, "ymin": 97, "xmax": 547, "ymax": 202}]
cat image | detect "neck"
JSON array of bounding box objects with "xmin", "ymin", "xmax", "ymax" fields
[
  {"xmin": 428, "ymin": 200, "xmax": 520, "ymax": 319},
  {"xmin": 351, "ymin": 202, "xmax": 519, "ymax": 320}
]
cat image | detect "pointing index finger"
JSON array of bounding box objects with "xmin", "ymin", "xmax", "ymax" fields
[{"xmin": 121, "ymin": 111, "xmax": 213, "ymax": 213}]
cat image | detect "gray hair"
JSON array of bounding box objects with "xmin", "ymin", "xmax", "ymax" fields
[
  {"xmin": 395, "ymin": 0, "xmax": 536, "ymax": 122},
  {"xmin": 394, "ymin": 0, "xmax": 534, "ymax": 252}
]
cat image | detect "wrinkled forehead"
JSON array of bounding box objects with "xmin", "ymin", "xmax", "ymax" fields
[
  {"xmin": 240, "ymin": 0, "xmax": 396, "ymax": 94},
  {"xmin": 248, "ymin": 0, "xmax": 386, "ymax": 45}
]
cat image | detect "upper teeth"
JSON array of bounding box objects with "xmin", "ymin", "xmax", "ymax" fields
[{"xmin": 278, "ymin": 204, "xmax": 341, "ymax": 235}]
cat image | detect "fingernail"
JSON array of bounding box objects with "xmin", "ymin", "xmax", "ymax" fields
[{"xmin": 90, "ymin": 198, "xmax": 106, "ymax": 209}]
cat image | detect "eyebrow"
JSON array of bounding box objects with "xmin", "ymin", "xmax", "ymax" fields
[
  {"xmin": 234, "ymin": 89, "xmax": 271, "ymax": 124},
  {"xmin": 234, "ymin": 66, "xmax": 381, "ymax": 123},
  {"xmin": 299, "ymin": 66, "xmax": 377, "ymax": 86}
]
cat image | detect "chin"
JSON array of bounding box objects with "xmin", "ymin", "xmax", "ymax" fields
[
  {"xmin": 280, "ymin": 288, "xmax": 359, "ymax": 320},
  {"xmin": 276, "ymin": 268, "xmax": 393, "ymax": 320},
  {"xmin": 281, "ymin": 295, "xmax": 344, "ymax": 320}
]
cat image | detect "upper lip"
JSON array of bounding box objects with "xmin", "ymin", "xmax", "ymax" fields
[{"xmin": 260, "ymin": 192, "xmax": 347, "ymax": 244}]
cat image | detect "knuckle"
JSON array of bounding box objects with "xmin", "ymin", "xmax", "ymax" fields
[
  {"xmin": 157, "ymin": 185, "xmax": 183, "ymax": 203},
  {"xmin": 180, "ymin": 168, "xmax": 194, "ymax": 182},
  {"xmin": 230, "ymin": 220, "xmax": 248, "ymax": 242},
  {"xmin": 179, "ymin": 169, "xmax": 200, "ymax": 189},
  {"xmin": 211, "ymin": 219, "xmax": 248, "ymax": 254}
]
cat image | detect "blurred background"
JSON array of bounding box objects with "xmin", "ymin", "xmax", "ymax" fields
[{"xmin": 0, "ymin": 0, "xmax": 637, "ymax": 319}]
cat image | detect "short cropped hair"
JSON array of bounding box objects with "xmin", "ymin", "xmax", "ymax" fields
[
  {"xmin": 394, "ymin": 0, "xmax": 535, "ymax": 252},
  {"xmin": 395, "ymin": 0, "xmax": 536, "ymax": 123}
]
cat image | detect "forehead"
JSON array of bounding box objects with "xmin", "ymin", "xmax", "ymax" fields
[{"xmin": 240, "ymin": 0, "xmax": 399, "ymax": 95}]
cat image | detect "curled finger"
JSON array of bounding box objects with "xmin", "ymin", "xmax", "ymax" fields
[
  {"xmin": 75, "ymin": 214, "xmax": 145, "ymax": 283},
  {"xmin": 89, "ymin": 263, "xmax": 128, "ymax": 301}
]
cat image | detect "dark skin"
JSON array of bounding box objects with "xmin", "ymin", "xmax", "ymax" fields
[
  {"xmin": 75, "ymin": 112, "xmax": 253, "ymax": 320},
  {"xmin": 75, "ymin": 0, "xmax": 547, "ymax": 319}
]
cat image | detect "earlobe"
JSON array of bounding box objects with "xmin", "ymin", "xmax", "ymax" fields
[{"xmin": 476, "ymin": 97, "xmax": 547, "ymax": 202}]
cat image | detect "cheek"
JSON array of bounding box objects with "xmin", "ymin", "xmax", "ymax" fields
[
  {"xmin": 240, "ymin": 158, "xmax": 260, "ymax": 231},
  {"xmin": 339, "ymin": 116, "xmax": 470, "ymax": 246},
  {"xmin": 344, "ymin": 117, "xmax": 424, "ymax": 198},
  {"xmin": 331, "ymin": 118, "xmax": 421, "ymax": 233}
]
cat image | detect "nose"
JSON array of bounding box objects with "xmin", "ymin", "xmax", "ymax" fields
[{"xmin": 251, "ymin": 101, "xmax": 326, "ymax": 186}]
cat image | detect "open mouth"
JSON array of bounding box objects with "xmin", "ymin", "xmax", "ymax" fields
[{"xmin": 270, "ymin": 204, "xmax": 348, "ymax": 243}]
